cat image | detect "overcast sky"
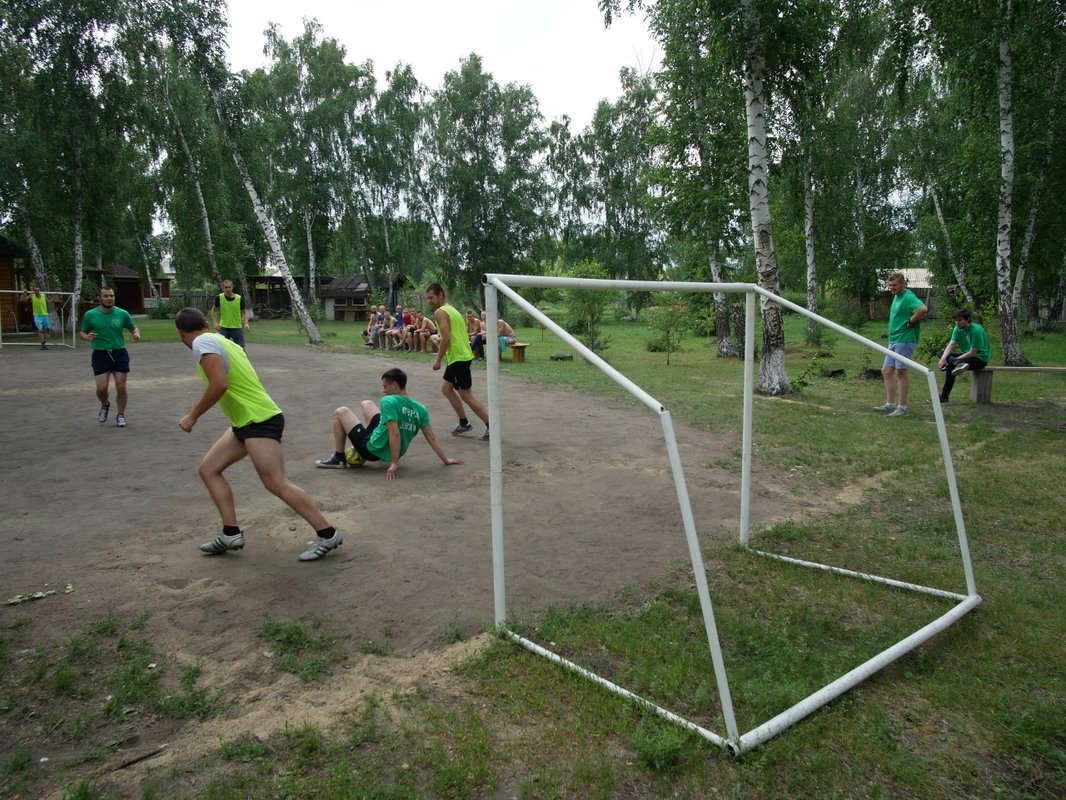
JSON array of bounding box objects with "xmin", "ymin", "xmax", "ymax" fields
[{"xmin": 224, "ymin": 0, "xmax": 659, "ymax": 130}]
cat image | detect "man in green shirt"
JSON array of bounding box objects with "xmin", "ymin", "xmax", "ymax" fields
[
  {"xmin": 936, "ymin": 308, "xmax": 991, "ymax": 403},
  {"xmin": 175, "ymin": 307, "xmax": 342, "ymax": 562},
  {"xmin": 316, "ymin": 367, "xmax": 463, "ymax": 478},
  {"xmin": 873, "ymin": 271, "xmax": 927, "ymax": 418},
  {"xmin": 79, "ymin": 287, "xmax": 140, "ymax": 427},
  {"xmin": 426, "ymin": 283, "xmax": 491, "ymax": 441}
]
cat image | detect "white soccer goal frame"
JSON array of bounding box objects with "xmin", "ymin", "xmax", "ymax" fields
[
  {"xmin": 0, "ymin": 290, "xmax": 78, "ymax": 349},
  {"xmin": 481, "ymin": 273, "xmax": 981, "ymax": 755}
]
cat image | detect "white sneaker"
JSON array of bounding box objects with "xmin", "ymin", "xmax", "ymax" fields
[
  {"xmin": 298, "ymin": 531, "xmax": 343, "ymax": 561},
  {"xmin": 200, "ymin": 531, "xmax": 244, "ymax": 555},
  {"xmin": 952, "ymin": 363, "xmax": 970, "ymax": 375},
  {"xmin": 887, "ymin": 406, "xmax": 910, "ymax": 417},
  {"xmin": 872, "ymin": 403, "xmax": 897, "ymax": 413},
  {"xmin": 116, "ymin": 414, "xmax": 127, "ymax": 427}
]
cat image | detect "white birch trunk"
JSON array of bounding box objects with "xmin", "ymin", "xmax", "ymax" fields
[
  {"xmin": 164, "ymin": 82, "xmax": 222, "ymax": 288},
  {"xmin": 742, "ymin": 0, "xmax": 789, "ymax": 394},
  {"xmin": 927, "ymin": 170, "xmax": 977, "ymax": 307},
  {"xmin": 69, "ymin": 152, "xmax": 85, "ymax": 333},
  {"xmin": 1051, "ymin": 246, "xmax": 1066, "ymax": 323},
  {"xmin": 212, "ymin": 93, "xmax": 322, "ymax": 343},
  {"xmin": 804, "ymin": 162, "xmax": 818, "ymax": 344},
  {"xmin": 18, "ymin": 195, "xmax": 49, "ymax": 291},
  {"xmin": 1013, "ymin": 64, "xmax": 1060, "ymax": 314},
  {"xmin": 304, "ymin": 212, "xmax": 317, "ymax": 306},
  {"xmin": 708, "ymin": 243, "xmax": 737, "ymax": 357},
  {"xmin": 995, "ymin": 19, "xmax": 1028, "ymax": 365}
]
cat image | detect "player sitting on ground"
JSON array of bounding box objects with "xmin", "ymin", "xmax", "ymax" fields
[{"xmin": 316, "ymin": 367, "xmax": 463, "ymax": 479}]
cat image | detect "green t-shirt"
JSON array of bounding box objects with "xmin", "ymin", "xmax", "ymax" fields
[
  {"xmin": 366, "ymin": 394, "xmax": 431, "ymax": 461},
  {"xmin": 440, "ymin": 303, "xmax": 474, "ymax": 364},
  {"xmin": 950, "ymin": 322, "xmax": 990, "ymax": 363},
  {"xmin": 888, "ymin": 289, "xmax": 924, "ymax": 344},
  {"xmin": 216, "ymin": 293, "xmax": 245, "ymax": 328},
  {"xmin": 30, "ymin": 292, "xmax": 48, "ymax": 316},
  {"xmin": 192, "ymin": 333, "xmax": 281, "ymax": 428},
  {"xmin": 80, "ymin": 306, "xmax": 136, "ymax": 350}
]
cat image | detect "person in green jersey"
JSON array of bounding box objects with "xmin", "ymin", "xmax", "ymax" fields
[
  {"xmin": 425, "ymin": 283, "xmax": 491, "ymax": 441},
  {"xmin": 210, "ymin": 279, "xmax": 250, "ymax": 348},
  {"xmin": 79, "ymin": 287, "xmax": 140, "ymax": 427},
  {"xmin": 315, "ymin": 367, "xmax": 463, "ymax": 478},
  {"xmin": 21, "ymin": 280, "xmax": 54, "ymax": 350},
  {"xmin": 873, "ymin": 271, "xmax": 928, "ymax": 418},
  {"xmin": 936, "ymin": 308, "xmax": 991, "ymax": 403},
  {"xmin": 174, "ymin": 308, "xmax": 343, "ymax": 562}
]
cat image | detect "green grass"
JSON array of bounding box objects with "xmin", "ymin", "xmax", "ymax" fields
[{"xmin": 19, "ymin": 309, "xmax": 1066, "ymax": 798}]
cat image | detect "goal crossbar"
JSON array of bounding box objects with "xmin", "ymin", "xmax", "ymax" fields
[{"xmin": 482, "ymin": 273, "xmax": 981, "ymax": 755}]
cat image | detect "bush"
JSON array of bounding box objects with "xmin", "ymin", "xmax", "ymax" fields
[{"xmin": 148, "ymin": 298, "xmax": 185, "ymax": 319}]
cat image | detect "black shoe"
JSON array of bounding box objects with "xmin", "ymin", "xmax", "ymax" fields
[{"xmin": 316, "ymin": 453, "xmax": 348, "ymax": 469}]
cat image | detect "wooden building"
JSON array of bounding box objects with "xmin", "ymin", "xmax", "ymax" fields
[
  {"xmin": 0, "ymin": 236, "xmax": 27, "ymax": 332},
  {"xmin": 321, "ymin": 273, "xmax": 372, "ymax": 322}
]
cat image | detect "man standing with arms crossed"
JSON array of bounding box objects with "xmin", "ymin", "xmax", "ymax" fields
[
  {"xmin": 874, "ymin": 271, "xmax": 927, "ymax": 418},
  {"xmin": 425, "ymin": 283, "xmax": 490, "ymax": 441},
  {"xmin": 175, "ymin": 307, "xmax": 343, "ymax": 562},
  {"xmin": 80, "ymin": 287, "xmax": 140, "ymax": 427},
  {"xmin": 211, "ymin": 279, "xmax": 250, "ymax": 349}
]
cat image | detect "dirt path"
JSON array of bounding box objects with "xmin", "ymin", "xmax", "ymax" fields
[{"xmin": 0, "ymin": 340, "xmax": 816, "ymax": 794}]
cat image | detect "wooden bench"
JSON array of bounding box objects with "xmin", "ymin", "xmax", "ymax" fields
[
  {"xmin": 970, "ymin": 365, "xmax": 1066, "ymax": 403},
  {"xmin": 509, "ymin": 342, "xmax": 530, "ymax": 363}
]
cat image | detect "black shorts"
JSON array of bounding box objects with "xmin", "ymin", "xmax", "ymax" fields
[
  {"xmin": 346, "ymin": 414, "xmax": 383, "ymax": 462},
  {"xmin": 219, "ymin": 327, "xmax": 246, "ymax": 347},
  {"xmin": 91, "ymin": 348, "xmax": 130, "ymax": 376},
  {"xmin": 232, "ymin": 413, "xmax": 284, "ymax": 442},
  {"xmin": 443, "ymin": 359, "xmax": 473, "ymax": 391}
]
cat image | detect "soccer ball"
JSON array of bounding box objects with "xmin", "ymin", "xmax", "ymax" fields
[{"xmin": 344, "ymin": 447, "xmax": 366, "ymax": 467}]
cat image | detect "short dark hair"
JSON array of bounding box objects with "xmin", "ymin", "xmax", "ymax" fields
[
  {"xmin": 425, "ymin": 283, "xmax": 445, "ymax": 298},
  {"xmin": 952, "ymin": 308, "xmax": 972, "ymax": 322},
  {"xmin": 381, "ymin": 367, "xmax": 407, "ymax": 389},
  {"xmin": 175, "ymin": 307, "xmax": 209, "ymax": 333}
]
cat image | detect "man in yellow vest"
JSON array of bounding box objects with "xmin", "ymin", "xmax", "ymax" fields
[
  {"xmin": 21, "ymin": 280, "xmax": 54, "ymax": 350},
  {"xmin": 210, "ymin": 279, "xmax": 250, "ymax": 348},
  {"xmin": 425, "ymin": 283, "xmax": 490, "ymax": 441},
  {"xmin": 175, "ymin": 307, "xmax": 342, "ymax": 562}
]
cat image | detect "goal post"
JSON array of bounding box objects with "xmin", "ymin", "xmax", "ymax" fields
[
  {"xmin": 0, "ymin": 290, "xmax": 78, "ymax": 349},
  {"xmin": 481, "ymin": 273, "xmax": 981, "ymax": 755}
]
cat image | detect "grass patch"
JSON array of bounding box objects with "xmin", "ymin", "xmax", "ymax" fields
[{"xmin": 256, "ymin": 616, "xmax": 345, "ymax": 681}]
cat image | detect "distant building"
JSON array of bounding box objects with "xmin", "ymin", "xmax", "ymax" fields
[{"xmin": 321, "ymin": 274, "xmax": 372, "ymax": 322}]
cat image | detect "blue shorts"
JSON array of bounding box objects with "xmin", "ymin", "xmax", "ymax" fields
[
  {"xmin": 232, "ymin": 413, "xmax": 284, "ymax": 442},
  {"xmin": 91, "ymin": 348, "xmax": 130, "ymax": 375},
  {"xmin": 33, "ymin": 314, "xmax": 51, "ymax": 331},
  {"xmin": 883, "ymin": 342, "xmax": 917, "ymax": 370}
]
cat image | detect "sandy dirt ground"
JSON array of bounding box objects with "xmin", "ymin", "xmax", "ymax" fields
[{"xmin": 0, "ymin": 338, "xmax": 816, "ymax": 796}]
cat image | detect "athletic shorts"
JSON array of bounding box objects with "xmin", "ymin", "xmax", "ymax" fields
[
  {"xmin": 232, "ymin": 412, "xmax": 284, "ymax": 442},
  {"xmin": 443, "ymin": 359, "xmax": 473, "ymax": 391},
  {"xmin": 219, "ymin": 326, "xmax": 246, "ymax": 347},
  {"xmin": 33, "ymin": 314, "xmax": 51, "ymax": 331},
  {"xmin": 883, "ymin": 342, "xmax": 917, "ymax": 370},
  {"xmin": 91, "ymin": 348, "xmax": 130, "ymax": 376},
  {"xmin": 345, "ymin": 414, "xmax": 383, "ymax": 462}
]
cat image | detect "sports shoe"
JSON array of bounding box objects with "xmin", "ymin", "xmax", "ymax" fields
[
  {"xmin": 451, "ymin": 422, "xmax": 473, "ymax": 435},
  {"xmin": 115, "ymin": 414, "xmax": 127, "ymax": 427},
  {"xmin": 40, "ymin": 343, "xmax": 48, "ymax": 351},
  {"xmin": 872, "ymin": 403, "xmax": 897, "ymax": 413},
  {"xmin": 298, "ymin": 531, "xmax": 343, "ymax": 561},
  {"xmin": 926, "ymin": 397, "xmax": 950, "ymax": 405},
  {"xmin": 97, "ymin": 403, "xmax": 110, "ymax": 423},
  {"xmin": 316, "ymin": 453, "xmax": 348, "ymax": 469},
  {"xmin": 952, "ymin": 362, "xmax": 969, "ymax": 375},
  {"xmin": 887, "ymin": 406, "xmax": 910, "ymax": 417},
  {"xmin": 479, "ymin": 427, "xmax": 490, "ymax": 442},
  {"xmin": 199, "ymin": 530, "xmax": 244, "ymax": 555}
]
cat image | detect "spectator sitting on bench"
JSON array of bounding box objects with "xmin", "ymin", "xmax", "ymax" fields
[
  {"xmin": 936, "ymin": 308, "xmax": 990, "ymax": 404},
  {"xmin": 472, "ymin": 311, "xmax": 516, "ymax": 360},
  {"xmin": 413, "ymin": 311, "xmax": 436, "ymax": 353}
]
